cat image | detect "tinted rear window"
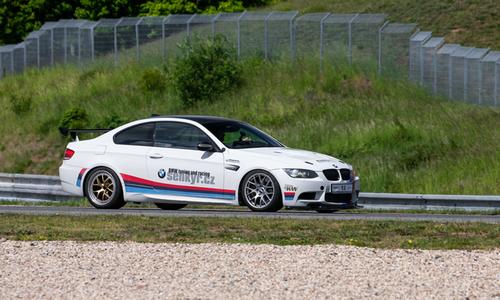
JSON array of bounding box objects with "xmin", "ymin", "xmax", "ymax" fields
[{"xmin": 113, "ymin": 123, "xmax": 155, "ymax": 146}]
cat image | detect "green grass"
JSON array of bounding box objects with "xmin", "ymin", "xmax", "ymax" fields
[
  {"xmin": 266, "ymin": 0, "xmax": 500, "ymax": 49},
  {"xmin": 0, "ymin": 199, "xmax": 90, "ymax": 207},
  {"xmin": 0, "ymin": 57, "xmax": 498, "ymax": 194},
  {"xmin": 0, "ymin": 200, "xmax": 497, "ymax": 215},
  {"xmin": 0, "ymin": 214, "xmax": 497, "ymax": 249}
]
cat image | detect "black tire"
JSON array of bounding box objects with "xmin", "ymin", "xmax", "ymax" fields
[
  {"xmin": 84, "ymin": 167, "xmax": 125, "ymax": 209},
  {"xmin": 316, "ymin": 210, "xmax": 338, "ymax": 213},
  {"xmin": 239, "ymin": 169, "xmax": 283, "ymax": 212},
  {"xmin": 154, "ymin": 203, "xmax": 187, "ymax": 210}
]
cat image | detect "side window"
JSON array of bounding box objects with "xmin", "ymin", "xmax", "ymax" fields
[
  {"xmin": 221, "ymin": 127, "xmax": 268, "ymax": 148},
  {"xmin": 113, "ymin": 123, "xmax": 155, "ymax": 146},
  {"xmin": 155, "ymin": 122, "xmax": 211, "ymax": 150}
]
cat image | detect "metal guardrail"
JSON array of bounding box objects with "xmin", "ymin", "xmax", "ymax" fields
[
  {"xmin": 359, "ymin": 193, "xmax": 500, "ymax": 211},
  {"xmin": 0, "ymin": 173, "xmax": 74, "ymax": 202},
  {"xmin": 0, "ymin": 173, "xmax": 499, "ymax": 211}
]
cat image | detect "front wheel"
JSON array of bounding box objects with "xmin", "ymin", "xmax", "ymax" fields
[
  {"xmin": 240, "ymin": 170, "xmax": 283, "ymax": 212},
  {"xmin": 84, "ymin": 167, "xmax": 125, "ymax": 209},
  {"xmin": 154, "ymin": 203, "xmax": 187, "ymax": 210}
]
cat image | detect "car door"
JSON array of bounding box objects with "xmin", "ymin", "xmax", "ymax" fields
[
  {"xmin": 145, "ymin": 121, "xmax": 232, "ymax": 203},
  {"xmin": 105, "ymin": 122, "xmax": 155, "ymax": 196}
]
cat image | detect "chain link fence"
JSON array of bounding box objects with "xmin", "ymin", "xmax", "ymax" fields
[{"xmin": 0, "ymin": 11, "xmax": 498, "ymax": 107}]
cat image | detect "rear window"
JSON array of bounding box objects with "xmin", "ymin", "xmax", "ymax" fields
[{"xmin": 113, "ymin": 123, "xmax": 155, "ymax": 146}]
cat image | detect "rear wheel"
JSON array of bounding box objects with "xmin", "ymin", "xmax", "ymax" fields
[
  {"xmin": 84, "ymin": 167, "xmax": 125, "ymax": 209},
  {"xmin": 154, "ymin": 203, "xmax": 187, "ymax": 210},
  {"xmin": 240, "ymin": 170, "xmax": 283, "ymax": 212}
]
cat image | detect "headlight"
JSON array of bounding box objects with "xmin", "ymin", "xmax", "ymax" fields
[{"xmin": 283, "ymin": 169, "xmax": 318, "ymax": 178}]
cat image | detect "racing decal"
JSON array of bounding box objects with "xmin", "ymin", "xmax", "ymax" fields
[
  {"xmin": 284, "ymin": 184, "xmax": 297, "ymax": 192},
  {"xmin": 121, "ymin": 173, "xmax": 235, "ymax": 200},
  {"xmin": 166, "ymin": 168, "xmax": 215, "ymax": 185},
  {"xmin": 284, "ymin": 191, "xmax": 295, "ymax": 201},
  {"xmin": 76, "ymin": 168, "xmax": 87, "ymax": 187}
]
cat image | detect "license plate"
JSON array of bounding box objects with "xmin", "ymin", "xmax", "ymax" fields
[{"xmin": 331, "ymin": 183, "xmax": 352, "ymax": 193}]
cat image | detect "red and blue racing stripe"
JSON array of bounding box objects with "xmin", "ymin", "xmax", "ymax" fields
[
  {"xmin": 121, "ymin": 173, "xmax": 236, "ymax": 200},
  {"xmin": 76, "ymin": 168, "xmax": 87, "ymax": 187}
]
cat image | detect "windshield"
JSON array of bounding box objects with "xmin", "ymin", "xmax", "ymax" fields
[{"xmin": 201, "ymin": 121, "xmax": 284, "ymax": 149}]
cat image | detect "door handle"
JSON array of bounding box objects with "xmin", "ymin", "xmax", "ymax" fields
[{"xmin": 149, "ymin": 153, "xmax": 164, "ymax": 159}]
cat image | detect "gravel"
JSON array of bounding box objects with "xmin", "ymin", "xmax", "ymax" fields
[{"xmin": 0, "ymin": 240, "xmax": 498, "ymax": 299}]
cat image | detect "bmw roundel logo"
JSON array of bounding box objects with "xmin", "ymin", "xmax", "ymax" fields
[{"xmin": 158, "ymin": 169, "xmax": 166, "ymax": 179}]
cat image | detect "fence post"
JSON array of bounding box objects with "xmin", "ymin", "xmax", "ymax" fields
[
  {"xmin": 378, "ymin": 21, "xmax": 389, "ymax": 75},
  {"xmin": 162, "ymin": 16, "xmax": 168, "ymax": 62},
  {"xmin": 37, "ymin": 37, "xmax": 40, "ymax": 68},
  {"xmin": 290, "ymin": 11, "xmax": 298, "ymax": 61},
  {"xmin": 448, "ymin": 52, "xmax": 453, "ymax": 99},
  {"xmin": 408, "ymin": 30, "xmax": 419, "ymax": 80},
  {"xmin": 348, "ymin": 14, "xmax": 359, "ymax": 65},
  {"xmin": 113, "ymin": 23, "xmax": 118, "ymax": 66},
  {"xmin": 264, "ymin": 12, "xmax": 273, "ymax": 60},
  {"xmin": 63, "ymin": 26, "xmax": 68, "ymax": 64},
  {"xmin": 10, "ymin": 50, "xmax": 14, "ymax": 72},
  {"xmin": 187, "ymin": 14, "xmax": 196, "ymax": 40},
  {"xmin": 463, "ymin": 48, "xmax": 473, "ymax": 102},
  {"xmin": 478, "ymin": 59, "xmax": 482, "ymax": 105},
  {"xmin": 136, "ymin": 18, "xmax": 142, "ymax": 62},
  {"xmin": 495, "ymin": 63, "xmax": 498, "ymax": 107},
  {"xmin": 237, "ymin": 11, "xmax": 246, "ymax": 59},
  {"xmin": 212, "ymin": 13, "xmax": 221, "ymax": 39},
  {"xmin": 23, "ymin": 44, "xmax": 27, "ymax": 70},
  {"xmin": 319, "ymin": 13, "xmax": 331, "ymax": 71},
  {"xmin": 419, "ymin": 40, "xmax": 425, "ymax": 85},
  {"xmin": 90, "ymin": 27, "xmax": 95, "ymax": 62},
  {"xmin": 432, "ymin": 46, "xmax": 438, "ymax": 95},
  {"xmin": 77, "ymin": 26, "xmax": 81, "ymax": 67},
  {"xmin": 50, "ymin": 29, "xmax": 54, "ymax": 66}
]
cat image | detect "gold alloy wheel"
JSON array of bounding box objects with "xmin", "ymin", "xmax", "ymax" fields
[{"xmin": 87, "ymin": 171, "xmax": 116, "ymax": 205}]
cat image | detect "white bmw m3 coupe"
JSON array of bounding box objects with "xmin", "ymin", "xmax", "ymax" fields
[{"xmin": 59, "ymin": 115, "xmax": 360, "ymax": 212}]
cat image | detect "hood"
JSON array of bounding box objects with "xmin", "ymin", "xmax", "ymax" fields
[{"xmin": 236, "ymin": 147, "xmax": 351, "ymax": 170}]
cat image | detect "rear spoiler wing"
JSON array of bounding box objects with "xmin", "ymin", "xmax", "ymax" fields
[{"xmin": 59, "ymin": 127, "xmax": 112, "ymax": 141}]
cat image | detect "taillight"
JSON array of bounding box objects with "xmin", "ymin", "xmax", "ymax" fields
[{"xmin": 64, "ymin": 148, "xmax": 75, "ymax": 160}]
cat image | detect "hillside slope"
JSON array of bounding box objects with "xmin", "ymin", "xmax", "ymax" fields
[
  {"xmin": 267, "ymin": 0, "xmax": 500, "ymax": 49},
  {"xmin": 0, "ymin": 58, "xmax": 498, "ymax": 195}
]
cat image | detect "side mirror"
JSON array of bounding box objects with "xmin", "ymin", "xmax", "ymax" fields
[{"xmin": 197, "ymin": 142, "xmax": 214, "ymax": 152}]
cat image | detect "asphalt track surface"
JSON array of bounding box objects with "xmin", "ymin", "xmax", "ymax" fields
[{"xmin": 0, "ymin": 205, "xmax": 498, "ymax": 223}]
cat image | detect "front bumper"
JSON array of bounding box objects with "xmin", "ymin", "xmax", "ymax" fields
[{"xmin": 273, "ymin": 169, "xmax": 360, "ymax": 209}]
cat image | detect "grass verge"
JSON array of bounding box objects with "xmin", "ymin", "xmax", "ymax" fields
[
  {"xmin": 1, "ymin": 59, "xmax": 499, "ymax": 195},
  {"xmin": 0, "ymin": 214, "xmax": 498, "ymax": 250},
  {"xmin": 0, "ymin": 200, "xmax": 497, "ymax": 215}
]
